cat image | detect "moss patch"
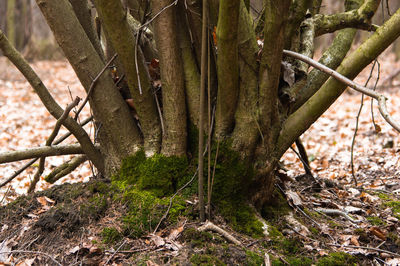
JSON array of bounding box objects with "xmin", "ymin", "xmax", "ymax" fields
[
  {"xmin": 316, "ymin": 252, "xmax": 356, "ymax": 266},
  {"xmin": 101, "ymin": 227, "xmax": 123, "ymax": 244},
  {"xmin": 114, "ymin": 150, "xmax": 189, "ymax": 197},
  {"xmin": 207, "ymin": 142, "xmax": 264, "ymax": 237},
  {"xmin": 115, "ymin": 187, "xmax": 186, "ymax": 238}
]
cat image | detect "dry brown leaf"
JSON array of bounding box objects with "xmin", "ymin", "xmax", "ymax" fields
[{"xmin": 369, "ymin": 226, "xmax": 387, "ymax": 241}]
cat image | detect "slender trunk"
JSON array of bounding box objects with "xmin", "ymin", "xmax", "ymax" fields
[
  {"xmin": 94, "ymin": 0, "xmax": 161, "ymax": 155},
  {"xmin": 215, "ymin": 0, "xmax": 240, "ymax": 138},
  {"xmin": 151, "ymin": 0, "xmax": 187, "ymax": 156}
]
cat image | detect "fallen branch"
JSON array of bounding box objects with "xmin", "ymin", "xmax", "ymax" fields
[
  {"xmin": 0, "ymin": 116, "xmax": 93, "ymax": 189},
  {"xmin": 328, "ymin": 243, "xmax": 400, "ymax": 257},
  {"xmin": 29, "ymin": 97, "xmax": 80, "ymax": 193},
  {"xmin": 283, "ymin": 50, "xmax": 400, "ymax": 133},
  {"xmin": 198, "ymin": 221, "xmax": 242, "ymax": 246},
  {"xmin": 45, "ymin": 155, "xmax": 87, "ymax": 183},
  {"xmin": 0, "ymin": 144, "xmax": 91, "ymax": 164}
]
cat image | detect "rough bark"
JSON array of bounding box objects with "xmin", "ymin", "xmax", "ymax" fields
[
  {"xmin": 250, "ymin": 0, "xmax": 291, "ymax": 208},
  {"xmin": 94, "ymin": 0, "xmax": 161, "ymax": 155},
  {"xmin": 231, "ymin": 0, "xmax": 260, "ymax": 160},
  {"xmin": 36, "ymin": 0, "xmax": 141, "ymax": 173},
  {"xmin": 151, "ymin": 0, "xmax": 187, "ymax": 156},
  {"xmin": 176, "ymin": 4, "xmax": 202, "ymax": 128},
  {"xmin": 313, "ymin": 0, "xmax": 380, "ymax": 36},
  {"xmin": 215, "ymin": 0, "xmax": 240, "ymax": 138},
  {"xmin": 68, "ymin": 0, "xmax": 105, "ymax": 61}
]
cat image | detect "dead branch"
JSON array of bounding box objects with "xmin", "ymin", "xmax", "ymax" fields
[
  {"xmin": 45, "ymin": 155, "xmax": 87, "ymax": 183},
  {"xmin": 283, "ymin": 50, "xmax": 400, "ymax": 133},
  {"xmin": 0, "ymin": 30, "xmax": 104, "ymax": 172},
  {"xmin": 29, "ymin": 97, "xmax": 81, "ymax": 193},
  {"xmin": 198, "ymin": 221, "xmax": 242, "ymax": 246},
  {"xmin": 0, "ymin": 116, "xmax": 93, "ymax": 189},
  {"xmin": 0, "ymin": 144, "xmax": 91, "ymax": 164}
]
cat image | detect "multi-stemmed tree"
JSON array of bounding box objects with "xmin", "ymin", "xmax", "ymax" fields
[{"xmin": 1, "ymin": 0, "xmax": 400, "ymax": 218}]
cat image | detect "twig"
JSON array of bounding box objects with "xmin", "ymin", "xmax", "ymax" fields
[
  {"xmin": 105, "ymin": 239, "xmax": 127, "ymax": 265},
  {"xmin": 104, "ymin": 247, "xmax": 153, "ymax": 254},
  {"xmin": 74, "ymin": 53, "xmax": 118, "ymax": 120},
  {"xmin": 0, "ymin": 116, "xmax": 93, "ymax": 189},
  {"xmin": 315, "ymin": 208, "xmax": 362, "ymax": 223},
  {"xmin": 198, "ymin": 0, "xmax": 208, "ymax": 223},
  {"xmin": 29, "ymin": 97, "xmax": 81, "ymax": 193},
  {"xmin": 153, "ymin": 168, "xmax": 198, "ymax": 234},
  {"xmin": 350, "ymin": 59, "xmax": 378, "ymax": 187},
  {"xmin": 198, "ymin": 221, "xmax": 242, "ymax": 246},
  {"xmin": 154, "ymin": 89, "xmax": 165, "ymax": 135},
  {"xmin": 0, "ymin": 186, "xmax": 11, "ymax": 204},
  {"xmin": 283, "ymin": 50, "xmax": 400, "ymax": 133},
  {"xmin": 0, "ymin": 250, "xmax": 62, "ymax": 266},
  {"xmin": 137, "ymin": 0, "xmax": 178, "ymax": 32},
  {"xmin": 328, "ymin": 243, "xmax": 400, "ymax": 257},
  {"xmin": 0, "ymin": 144, "xmax": 92, "ymax": 164}
]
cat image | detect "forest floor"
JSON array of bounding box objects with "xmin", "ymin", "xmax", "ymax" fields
[{"xmin": 0, "ymin": 52, "xmax": 400, "ymax": 265}]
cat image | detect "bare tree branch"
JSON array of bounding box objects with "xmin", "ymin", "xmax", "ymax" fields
[
  {"xmin": 29, "ymin": 97, "xmax": 81, "ymax": 193},
  {"xmin": 314, "ymin": 0, "xmax": 380, "ymax": 36},
  {"xmin": 45, "ymin": 155, "xmax": 88, "ymax": 184},
  {"xmin": 0, "ymin": 29, "xmax": 104, "ymax": 172},
  {"xmin": 0, "ymin": 116, "xmax": 93, "ymax": 189},
  {"xmin": 0, "ymin": 144, "xmax": 90, "ymax": 164},
  {"xmin": 283, "ymin": 49, "xmax": 400, "ymax": 133}
]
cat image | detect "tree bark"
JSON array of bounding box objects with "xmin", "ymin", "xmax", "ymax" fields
[
  {"xmin": 36, "ymin": 0, "xmax": 142, "ymax": 173},
  {"xmin": 215, "ymin": 0, "xmax": 240, "ymax": 138},
  {"xmin": 151, "ymin": 0, "xmax": 187, "ymax": 156},
  {"xmin": 94, "ymin": 0, "xmax": 161, "ymax": 155}
]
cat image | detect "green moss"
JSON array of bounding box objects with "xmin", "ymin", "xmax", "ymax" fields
[
  {"xmin": 271, "ymin": 256, "xmax": 312, "ymax": 266},
  {"xmin": 136, "ymin": 154, "xmax": 188, "ymax": 197},
  {"xmin": 114, "ymin": 150, "xmax": 188, "ymax": 197},
  {"xmin": 101, "ymin": 227, "xmax": 122, "ymax": 244},
  {"xmin": 182, "ymin": 227, "xmax": 215, "ymax": 247},
  {"xmin": 116, "ymin": 187, "xmax": 186, "ymax": 238},
  {"xmin": 190, "ymin": 254, "xmax": 225, "ymax": 266},
  {"xmin": 384, "ymin": 200, "xmax": 400, "ymax": 219},
  {"xmin": 309, "ymin": 227, "xmax": 319, "ymax": 235},
  {"xmin": 245, "ymin": 251, "xmax": 264, "ymax": 265},
  {"xmin": 261, "ymin": 189, "xmax": 291, "ymax": 220},
  {"xmin": 208, "ymin": 141, "xmax": 264, "ymax": 238},
  {"xmin": 316, "ymin": 252, "xmax": 356, "ymax": 266},
  {"xmin": 367, "ymin": 216, "xmax": 385, "ymax": 226},
  {"xmin": 268, "ymin": 225, "xmax": 284, "ymax": 239}
]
